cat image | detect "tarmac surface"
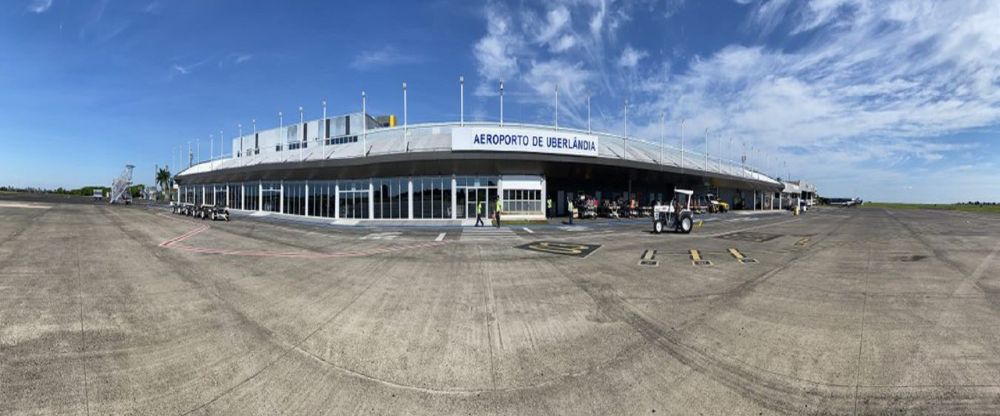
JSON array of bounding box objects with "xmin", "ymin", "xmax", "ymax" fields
[{"xmin": 2, "ymin": 194, "xmax": 1000, "ymax": 415}]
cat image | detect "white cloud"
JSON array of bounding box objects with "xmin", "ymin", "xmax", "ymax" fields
[
  {"xmin": 470, "ymin": 0, "xmax": 1000, "ymax": 201},
  {"xmin": 350, "ymin": 45, "xmax": 424, "ymax": 70},
  {"xmin": 473, "ymin": 5, "xmax": 522, "ymax": 87},
  {"xmin": 618, "ymin": 45, "xmax": 647, "ymax": 68},
  {"xmin": 27, "ymin": 0, "xmax": 52, "ymax": 13},
  {"xmin": 171, "ymin": 64, "xmax": 190, "ymax": 75},
  {"xmin": 550, "ymin": 34, "xmax": 577, "ymax": 53}
]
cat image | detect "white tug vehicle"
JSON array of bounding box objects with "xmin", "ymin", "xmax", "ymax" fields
[{"xmin": 652, "ymin": 189, "xmax": 695, "ymax": 234}]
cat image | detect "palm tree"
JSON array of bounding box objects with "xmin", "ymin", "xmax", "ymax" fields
[{"xmin": 155, "ymin": 167, "xmax": 171, "ymax": 201}]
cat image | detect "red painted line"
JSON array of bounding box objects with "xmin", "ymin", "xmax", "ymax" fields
[{"xmin": 159, "ymin": 225, "xmax": 445, "ymax": 258}]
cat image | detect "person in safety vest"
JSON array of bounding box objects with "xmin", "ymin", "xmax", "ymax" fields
[
  {"xmin": 494, "ymin": 199, "xmax": 502, "ymax": 227},
  {"xmin": 567, "ymin": 198, "xmax": 575, "ymax": 225},
  {"xmin": 475, "ymin": 201, "xmax": 484, "ymax": 227}
]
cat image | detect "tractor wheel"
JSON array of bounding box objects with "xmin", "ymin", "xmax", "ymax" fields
[
  {"xmin": 679, "ymin": 217, "xmax": 693, "ymax": 234},
  {"xmin": 654, "ymin": 220, "xmax": 663, "ymax": 234}
]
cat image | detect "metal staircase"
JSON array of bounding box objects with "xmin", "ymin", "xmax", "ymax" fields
[{"xmin": 110, "ymin": 164, "xmax": 135, "ymax": 204}]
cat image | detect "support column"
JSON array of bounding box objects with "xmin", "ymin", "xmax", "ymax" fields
[
  {"xmin": 305, "ymin": 181, "xmax": 310, "ymax": 217},
  {"xmin": 334, "ymin": 183, "xmax": 340, "ymax": 219},
  {"xmin": 368, "ymin": 179, "xmax": 374, "ymax": 220},
  {"xmin": 241, "ymin": 184, "xmax": 245, "ymax": 210},
  {"xmin": 225, "ymin": 185, "xmax": 230, "ymax": 208},
  {"xmin": 258, "ymin": 182, "xmax": 263, "ymax": 211},
  {"xmin": 451, "ymin": 176, "xmax": 457, "ymax": 220},
  {"xmin": 279, "ymin": 181, "xmax": 284, "ymax": 214},
  {"xmin": 201, "ymin": 186, "xmax": 206, "ymax": 205},
  {"xmin": 407, "ymin": 179, "xmax": 414, "ymax": 220},
  {"xmin": 541, "ymin": 175, "xmax": 547, "ymax": 217}
]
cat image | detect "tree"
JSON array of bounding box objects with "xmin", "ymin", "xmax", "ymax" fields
[{"xmin": 155, "ymin": 167, "xmax": 171, "ymax": 201}]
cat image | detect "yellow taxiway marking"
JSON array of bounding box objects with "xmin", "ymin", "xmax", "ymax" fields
[
  {"xmin": 728, "ymin": 248, "xmax": 745, "ymax": 260},
  {"xmin": 728, "ymin": 247, "xmax": 758, "ymax": 264},
  {"xmin": 690, "ymin": 249, "xmax": 712, "ymax": 266}
]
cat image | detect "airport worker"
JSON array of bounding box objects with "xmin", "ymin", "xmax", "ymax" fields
[
  {"xmin": 495, "ymin": 199, "xmax": 502, "ymax": 227},
  {"xmin": 567, "ymin": 198, "xmax": 574, "ymax": 225},
  {"xmin": 475, "ymin": 201, "xmax": 484, "ymax": 227},
  {"xmin": 546, "ymin": 197, "xmax": 553, "ymax": 218}
]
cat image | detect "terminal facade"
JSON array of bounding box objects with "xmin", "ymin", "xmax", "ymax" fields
[{"xmin": 175, "ymin": 112, "xmax": 786, "ymax": 222}]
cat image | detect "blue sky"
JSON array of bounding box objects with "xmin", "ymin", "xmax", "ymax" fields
[{"xmin": 1, "ymin": 0, "xmax": 998, "ymax": 202}]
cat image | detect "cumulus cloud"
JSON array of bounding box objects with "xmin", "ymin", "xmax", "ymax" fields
[
  {"xmin": 473, "ymin": 4, "xmax": 522, "ymax": 88},
  {"xmin": 618, "ymin": 45, "xmax": 647, "ymax": 68},
  {"xmin": 27, "ymin": 0, "xmax": 52, "ymax": 13},
  {"xmin": 471, "ymin": 0, "xmax": 1000, "ymax": 200},
  {"xmin": 350, "ymin": 45, "xmax": 424, "ymax": 70}
]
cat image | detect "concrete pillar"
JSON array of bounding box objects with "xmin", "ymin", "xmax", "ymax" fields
[
  {"xmin": 541, "ymin": 175, "xmax": 548, "ymax": 217},
  {"xmin": 753, "ymin": 190, "xmax": 757, "ymax": 211},
  {"xmin": 334, "ymin": 183, "xmax": 340, "ymax": 219},
  {"xmin": 305, "ymin": 181, "xmax": 310, "ymax": 217},
  {"xmin": 258, "ymin": 182, "xmax": 263, "ymax": 211},
  {"xmin": 451, "ymin": 176, "xmax": 457, "ymax": 220},
  {"xmin": 241, "ymin": 184, "xmax": 245, "ymax": 210},
  {"xmin": 201, "ymin": 185, "xmax": 206, "ymax": 205},
  {"xmin": 279, "ymin": 181, "xmax": 284, "ymax": 214},
  {"xmin": 225, "ymin": 185, "xmax": 230, "ymax": 208},
  {"xmin": 407, "ymin": 179, "xmax": 414, "ymax": 220},
  {"xmin": 368, "ymin": 179, "xmax": 374, "ymax": 220}
]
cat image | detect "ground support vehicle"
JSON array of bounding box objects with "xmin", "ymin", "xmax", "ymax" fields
[
  {"xmin": 197, "ymin": 204, "xmax": 230, "ymax": 221},
  {"xmin": 175, "ymin": 202, "xmax": 196, "ymax": 216},
  {"xmin": 652, "ymin": 189, "xmax": 695, "ymax": 234}
]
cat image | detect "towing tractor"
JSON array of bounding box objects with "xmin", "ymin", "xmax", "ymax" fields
[
  {"xmin": 197, "ymin": 204, "xmax": 230, "ymax": 221},
  {"xmin": 652, "ymin": 189, "xmax": 695, "ymax": 234}
]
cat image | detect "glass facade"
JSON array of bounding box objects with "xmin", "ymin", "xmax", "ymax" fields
[
  {"xmin": 245, "ymin": 183, "xmax": 259, "ymax": 211},
  {"xmin": 283, "ymin": 182, "xmax": 306, "ymax": 216},
  {"xmin": 373, "ymin": 177, "xmax": 406, "ymax": 219},
  {"xmin": 262, "ymin": 182, "xmax": 280, "ymax": 212},
  {"xmin": 338, "ymin": 180, "xmax": 369, "ymax": 219},
  {"xmin": 213, "ymin": 186, "xmax": 226, "ymax": 207},
  {"xmin": 227, "ymin": 184, "xmax": 242, "ymax": 208},
  {"xmin": 181, "ymin": 175, "xmax": 544, "ymax": 220},
  {"xmin": 309, "ymin": 182, "xmax": 336, "ymax": 218}
]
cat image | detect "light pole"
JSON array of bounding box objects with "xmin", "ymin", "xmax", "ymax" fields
[
  {"xmin": 252, "ymin": 119, "xmax": 256, "ymax": 155},
  {"xmin": 196, "ymin": 138, "xmax": 200, "ymax": 163},
  {"xmin": 238, "ymin": 124, "xmax": 243, "ymax": 158},
  {"xmin": 704, "ymin": 128, "xmax": 709, "ymax": 171},
  {"xmin": 298, "ymin": 106, "xmax": 304, "ymax": 162},
  {"xmin": 623, "ymin": 99, "xmax": 629, "ymax": 157},
  {"xmin": 680, "ymin": 119, "xmax": 685, "ymax": 171},
  {"xmin": 587, "ymin": 93, "xmax": 591, "ymax": 133},
  {"xmin": 278, "ymin": 111, "xmax": 283, "ymax": 144},
  {"xmin": 219, "ymin": 130, "xmax": 223, "ymax": 160},
  {"xmin": 403, "ymin": 82, "xmax": 408, "ymax": 151},
  {"xmin": 321, "ymin": 100, "xmax": 327, "ymax": 151},
  {"xmin": 499, "ymin": 79, "xmax": 504, "ymax": 127},
  {"xmin": 209, "ymin": 134, "xmax": 213, "ymax": 162},
  {"xmin": 361, "ymin": 90, "xmax": 367, "ymax": 156},
  {"xmin": 188, "ymin": 141, "xmax": 192, "ymax": 167},
  {"xmin": 554, "ymin": 84, "xmax": 559, "ymax": 128},
  {"xmin": 459, "ymin": 76, "xmax": 465, "ymax": 126},
  {"xmin": 659, "ymin": 113, "xmax": 664, "ymax": 165}
]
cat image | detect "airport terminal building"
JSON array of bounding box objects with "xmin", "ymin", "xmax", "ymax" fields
[{"xmin": 175, "ymin": 112, "xmax": 783, "ymax": 222}]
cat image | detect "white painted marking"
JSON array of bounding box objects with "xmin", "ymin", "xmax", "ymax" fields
[
  {"xmin": 0, "ymin": 202, "xmax": 51, "ymax": 209},
  {"xmin": 522, "ymin": 227, "xmax": 534, "ymax": 234},
  {"xmin": 361, "ymin": 232, "xmax": 401, "ymax": 240},
  {"xmin": 435, "ymin": 232, "xmax": 446, "ymax": 241}
]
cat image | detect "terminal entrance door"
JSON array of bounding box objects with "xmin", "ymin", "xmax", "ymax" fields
[{"xmin": 466, "ymin": 187, "xmax": 497, "ymax": 219}]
